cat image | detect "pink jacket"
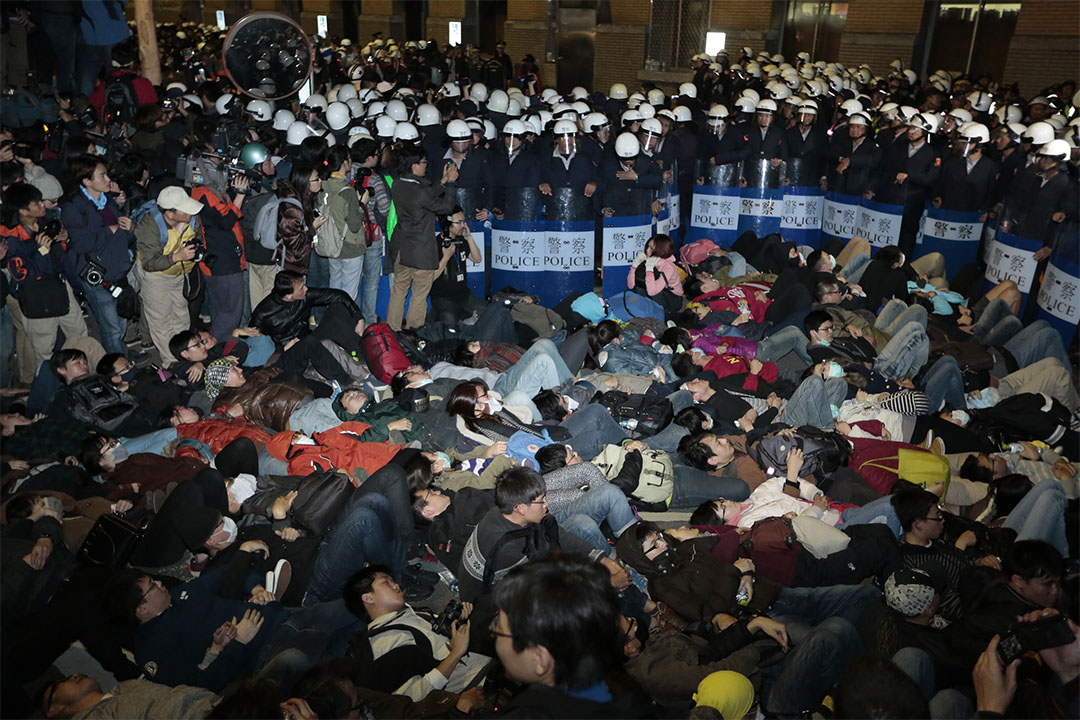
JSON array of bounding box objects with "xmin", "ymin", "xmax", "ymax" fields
[{"xmin": 627, "ymin": 256, "xmax": 684, "ymax": 297}]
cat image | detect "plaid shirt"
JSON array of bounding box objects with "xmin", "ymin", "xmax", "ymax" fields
[{"xmin": 475, "ymin": 341, "xmax": 524, "ymax": 374}]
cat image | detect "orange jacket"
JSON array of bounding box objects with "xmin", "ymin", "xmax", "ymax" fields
[{"xmin": 266, "ymin": 422, "xmax": 402, "ymax": 481}]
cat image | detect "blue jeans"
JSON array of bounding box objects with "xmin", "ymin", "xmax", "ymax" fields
[
  {"xmin": 769, "ymin": 583, "xmax": 878, "ymax": 634},
  {"xmin": 1003, "ymin": 480, "xmax": 1069, "ymax": 557},
  {"xmin": 669, "ymin": 463, "xmax": 750, "ymax": 507},
  {"xmin": 493, "ymin": 339, "xmax": 574, "ymax": 398},
  {"xmin": 726, "ymin": 251, "xmax": 750, "ymax": 277},
  {"xmin": 205, "ymin": 273, "xmax": 245, "ymax": 342},
  {"xmin": 37, "ymin": 11, "xmax": 78, "ymax": 93},
  {"xmin": 758, "ymin": 325, "xmax": 813, "ymax": 365},
  {"xmin": 329, "ymin": 255, "xmax": 364, "ymax": 300},
  {"xmin": 972, "ymin": 298, "xmax": 1014, "ymax": 344},
  {"xmin": 843, "ymin": 253, "xmax": 871, "ymax": 284},
  {"xmin": 764, "ymin": 616, "xmax": 862, "ymax": 714},
  {"xmin": 264, "ymin": 599, "xmax": 360, "ymax": 668},
  {"xmin": 875, "ymin": 300, "xmax": 928, "ymax": 335},
  {"xmin": 554, "ymin": 484, "xmax": 636, "ymax": 556},
  {"xmin": 120, "ymin": 427, "xmax": 178, "ymax": 456},
  {"xmin": 839, "ymin": 494, "xmax": 902, "ymax": 537},
  {"xmin": 242, "ymin": 335, "xmax": 276, "ymax": 367},
  {"xmin": 921, "ymin": 355, "xmax": 966, "ymax": 412},
  {"xmin": 892, "ymin": 647, "xmax": 975, "ymax": 719},
  {"xmin": 1004, "ymin": 320, "xmax": 1071, "ymax": 371},
  {"xmin": 303, "ymin": 492, "xmax": 406, "ymax": 604},
  {"xmin": 76, "ymin": 43, "xmax": 113, "ymax": 96},
  {"xmin": 82, "ymin": 281, "xmax": 126, "ymax": 355},
  {"xmin": 559, "ymin": 404, "xmax": 627, "ymax": 458},
  {"xmin": 0, "ymin": 304, "xmax": 13, "ymax": 388},
  {"xmin": 358, "ymin": 240, "xmax": 383, "ymax": 324},
  {"xmin": 27, "ymin": 361, "xmax": 63, "ymax": 413},
  {"xmin": 781, "ymin": 376, "xmax": 847, "ymax": 429},
  {"xmin": 874, "ymin": 321, "xmax": 929, "ymax": 381}
]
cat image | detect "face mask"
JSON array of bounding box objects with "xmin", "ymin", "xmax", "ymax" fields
[
  {"xmin": 435, "ymin": 451, "xmax": 451, "ymax": 470},
  {"xmin": 829, "ymin": 254, "xmax": 837, "ymax": 269},
  {"xmin": 41, "ymin": 496, "xmax": 64, "ymax": 514},
  {"xmin": 228, "ymin": 473, "xmax": 259, "ymax": 505},
  {"xmin": 690, "ymin": 347, "xmax": 706, "ymax": 357},
  {"xmin": 486, "ymin": 397, "xmax": 503, "ymax": 414},
  {"xmin": 950, "ymin": 410, "xmax": 971, "ymax": 426},
  {"xmin": 219, "ymin": 516, "xmax": 238, "ymax": 544},
  {"xmin": 564, "ymin": 396, "xmax": 580, "ymax": 412},
  {"xmin": 411, "ymin": 378, "xmax": 433, "ymax": 388},
  {"xmin": 965, "ymin": 388, "xmax": 999, "ymax": 409},
  {"xmin": 120, "ymin": 367, "xmax": 137, "ymax": 382},
  {"xmin": 816, "ymin": 337, "xmax": 831, "ymax": 346},
  {"xmin": 106, "ymin": 442, "xmax": 130, "ymax": 464},
  {"xmin": 827, "ymin": 362, "xmax": 844, "ymax": 378}
]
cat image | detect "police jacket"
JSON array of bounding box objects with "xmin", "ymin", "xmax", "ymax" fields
[
  {"xmin": 389, "ymin": 172, "xmax": 458, "ymax": 270},
  {"xmin": 744, "ymin": 123, "xmax": 785, "ymax": 161},
  {"xmin": 934, "ymin": 154, "xmax": 999, "ymax": 213},
  {"xmin": 1009, "ymin": 169, "xmax": 1078, "ymax": 245},
  {"xmin": 829, "ymin": 135, "xmax": 881, "ymax": 196},
  {"xmin": 782, "ymin": 124, "xmax": 829, "ymax": 182},
  {"xmin": 875, "ymin": 140, "xmax": 940, "ymax": 209},
  {"xmin": 539, "ymin": 149, "xmax": 598, "ymax": 191},
  {"xmin": 992, "ymin": 148, "xmax": 1027, "ymax": 207},
  {"xmin": 597, "ymin": 156, "xmax": 662, "ymax": 216},
  {"xmin": 579, "ymin": 135, "xmax": 610, "ymax": 167},
  {"xmin": 250, "ymin": 287, "xmax": 361, "ymax": 344},
  {"xmin": 701, "ymin": 128, "xmax": 751, "ymax": 169},
  {"xmin": 488, "ymin": 149, "xmax": 542, "ymax": 212},
  {"xmin": 61, "ymin": 189, "xmax": 134, "ymax": 283}
]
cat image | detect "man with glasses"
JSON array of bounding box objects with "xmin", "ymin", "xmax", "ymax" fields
[
  {"xmin": 429, "ymin": 206, "xmax": 484, "ymax": 327},
  {"xmin": 804, "ymin": 309, "xmax": 876, "ymax": 364},
  {"xmin": 895, "ymin": 488, "xmax": 974, "ymax": 621}
]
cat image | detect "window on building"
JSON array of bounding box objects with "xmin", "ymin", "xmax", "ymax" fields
[
  {"xmin": 927, "ymin": 2, "xmax": 1020, "ymax": 80},
  {"xmin": 780, "ymin": 1, "xmax": 848, "ymax": 62}
]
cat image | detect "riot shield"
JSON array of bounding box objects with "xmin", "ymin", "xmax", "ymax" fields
[
  {"xmin": 456, "ymin": 186, "xmax": 483, "ymax": 219},
  {"xmin": 743, "ymin": 157, "xmax": 780, "ymax": 190},
  {"xmin": 545, "ymin": 186, "xmax": 592, "ymax": 221},
  {"xmin": 706, "ymin": 163, "xmax": 741, "ymax": 188},
  {"xmin": 783, "ymin": 157, "xmax": 812, "ymax": 187},
  {"xmin": 501, "ymin": 187, "xmax": 540, "ymax": 222}
]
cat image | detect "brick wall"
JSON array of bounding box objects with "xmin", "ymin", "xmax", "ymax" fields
[
  {"xmin": 1002, "ymin": 0, "xmax": 1080, "ymax": 95},
  {"xmin": 594, "ymin": 24, "xmax": 646, "ymax": 96},
  {"xmin": 836, "ymin": 0, "xmax": 924, "ymax": 75},
  {"xmin": 709, "ymin": 0, "xmax": 772, "ymax": 29},
  {"xmin": 608, "ymin": 0, "xmax": 651, "ymax": 26},
  {"xmin": 503, "ymin": 19, "xmax": 554, "ymax": 87},
  {"xmin": 507, "ymin": 0, "xmax": 547, "ymax": 22}
]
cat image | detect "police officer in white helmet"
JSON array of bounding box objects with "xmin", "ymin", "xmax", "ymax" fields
[{"xmin": 933, "ymin": 123, "xmax": 998, "ymax": 218}]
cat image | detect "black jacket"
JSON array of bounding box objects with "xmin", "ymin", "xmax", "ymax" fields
[
  {"xmin": 700, "ymin": 127, "xmax": 751, "ymax": 170},
  {"xmin": 875, "ymin": 140, "xmax": 940, "ymax": 211},
  {"xmin": 828, "ymin": 135, "xmax": 881, "ymax": 196},
  {"xmin": 250, "ymin": 287, "xmax": 361, "ymax": 345},
  {"xmin": 783, "ymin": 124, "xmax": 830, "ymax": 183},
  {"xmin": 935, "ymin": 154, "xmax": 999, "ymax": 213}
]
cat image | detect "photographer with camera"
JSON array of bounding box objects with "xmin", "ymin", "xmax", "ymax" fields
[
  {"xmin": 60, "ymin": 154, "xmax": 134, "ymax": 356},
  {"xmin": 134, "ymin": 186, "xmax": 205, "ymax": 366},
  {"xmin": 429, "ymin": 206, "xmax": 484, "ymax": 327},
  {"xmin": 3, "ymin": 183, "xmax": 88, "ymax": 372},
  {"xmin": 344, "ymin": 565, "xmax": 491, "ymax": 701},
  {"xmin": 186, "ymin": 116, "xmax": 252, "ymax": 342}
]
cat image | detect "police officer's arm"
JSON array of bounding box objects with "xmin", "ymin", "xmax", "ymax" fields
[
  {"xmin": 635, "ymin": 158, "xmax": 663, "ymax": 189},
  {"xmin": 908, "ymin": 149, "xmax": 942, "ymax": 190}
]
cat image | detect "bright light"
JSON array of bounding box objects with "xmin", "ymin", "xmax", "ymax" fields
[
  {"xmin": 705, "ymin": 32, "xmax": 727, "ymax": 56},
  {"xmin": 449, "ymin": 22, "xmax": 462, "ymax": 46},
  {"xmin": 216, "ymin": 10, "xmax": 225, "ymax": 30},
  {"xmin": 317, "ymin": 15, "xmax": 328, "ymax": 38}
]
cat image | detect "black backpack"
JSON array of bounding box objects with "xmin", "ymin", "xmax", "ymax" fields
[
  {"xmin": 67, "ymin": 375, "xmax": 139, "ymax": 433},
  {"xmin": 102, "ymin": 74, "xmax": 139, "ymax": 125},
  {"xmin": 593, "ymin": 390, "xmax": 673, "ymax": 439},
  {"xmin": 751, "ymin": 426, "xmax": 852, "ymax": 481},
  {"xmin": 972, "ymin": 392, "xmax": 1073, "ymax": 445},
  {"xmin": 346, "ymin": 621, "xmax": 439, "ymax": 693}
]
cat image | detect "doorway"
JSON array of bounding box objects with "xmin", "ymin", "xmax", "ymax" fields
[{"xmin": 557, "ymin": 1, "xmax": 596, "ymax": 93}]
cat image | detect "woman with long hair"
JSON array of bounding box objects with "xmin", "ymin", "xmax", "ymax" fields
[{"xmin": 273, "ymin": 164, "xmax": 327, "ymax": 274}]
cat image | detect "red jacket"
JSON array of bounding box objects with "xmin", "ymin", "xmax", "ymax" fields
[
  {"xmin": 176, "ymin": 418, "xmax": 271, "ymax": 455},
  {"xmin": 703, "ymin": 354, "xmax": 779, "ymax": 392},
  {"xmin": 88, "ymin": 71, "xmax": 158, "ymax": 120},
  {"xmin": 265, "ymin": 422, "xmax": 402, "ymax": 481}
]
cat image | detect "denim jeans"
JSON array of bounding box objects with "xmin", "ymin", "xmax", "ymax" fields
[
  {"xmin": 769, "ymin": 583, "xmax": 879, "ymax": 632},
  {"xmin": 329, "ymin": 255, "xmax": 365, "ymax": 300},
  {"xmin": 726, "ymin": 251, "xmax": 750, "ymax": 277},
  {"xmin": 921, "ymin": 355, "xmax": 966, "ymax": 412},
  {"xmin": 242, "ymin": 335, "xmax": 276, "ymax": 367},
  {"xmin": 972, "ymin": 298, "xmax": 1014, "ymax": 343},
  {"xmin": 76, "ymin": 43, "xmax": 113, "ymax": 97},
  {"xmin": 839, "ymin": 494, "xmax": 901, "ymax": 536},
  {"xmin": 205, "ymin": 273, "xmax": 245, "ymax": 342},
  {"xmin": 306, "ymin": 254, "xmax": 331, "ymax": 322},
  {"xmin": 764, "ymin": 616, "xmax": 862, "ymax": 714},
  {"xmin": 669, "ymin": 464, "xmax": 750, "ymax": 507},
  {"xmin": 1004, "ymin": 320, "xmax": 1071, "ymax": 371},
  {"xmin": 27, "ymin": 361, "xmax": 62, "ymax": 413},
  {"xmin": 493, "ymin": 339, "xmax": 574, "ymax": 398},
  {"xmin": 0, "ymin": 304, "xmax": 13, "ymax": 387},
  {"xmin": 559, "ymin": 404, "xmax": 627, "ymax": 458},
  {"xmin": 82, "ymin": 281, "xmax": 126, "ymax": 355},
  {"xmin": 875, "ymin": 299, "xmax": 928, "ymax": 335},
  {"xmin": 874, "ymin": 321, "xmax": 929, "ymax": 381},
  {"xmin": 553, "ymin": 484, "xmax": 636, "ymax": 556},
  {"xmin": 357, "ymin": 240, "xmax": 383, "ymax": 324},
  {"xmin": 119, "ymin": 427, "xmax": 178, "ymax": 456},
  {"xmin": 37, "ymin": 11, "xmax": 78, "ymax": 93},
  {"xmin": 757, "ymin": 325, "xmax": 813, "ymax": 365},
  {"xmin": 303, "ymin": 492, "xmax": 406, "ymax": 604},
  {"xmin": 892, "ymin": 647, "xmax": 975, "ymax": 719},
  {"xmin": 780, "ymin": 376, "xmax": 847, "ymax": 430},
  {"xmin": 1003, "ymin": 479, "xmax": 1069, "ymax": 557},
  {"xmin": 982, "ymin": 314, "xmax": 1023, "ymax": 347},
  {"xmin": 266, "ymin": 599, "xmax": 360, "ymax": 665},
  {"xmin": 843, "ymin": 253, "xmax": 871, "ymax": 284}
]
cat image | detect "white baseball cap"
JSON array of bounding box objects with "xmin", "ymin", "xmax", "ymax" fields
[{"xmin": 157, "ymin": 186, "xmax": 204, "ymax": 215}]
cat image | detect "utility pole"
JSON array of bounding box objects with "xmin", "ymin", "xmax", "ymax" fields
[{"xmin": 134, "ymin": 0, "xmax": 161, "ymax": 85}]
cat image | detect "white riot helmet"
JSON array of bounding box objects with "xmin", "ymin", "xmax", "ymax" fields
[
  {"xmin": 848, "ymin": 111, "xmax": 871, "ymax": 127},
  {"xmin": 584, "ymin": 112, "xmax": 610, "ymax": 134},
  {"xmin": 487, "ymin": 89, "xmax": 510, "ymax": 113},
  {"xmin": 286, "ymin": 121, "xmax": 312, "ymax": 145},
  {"xmin": 1022, "ymin": 121, "xmax": 1055, "ymax": 146},
  {"xmin": 415, "ymin": 103, "xmax": 440, "ymax": 126},
  {"xmin": 166, "ymin": 81, "xmax": 188, "ymax": 93},
  {"xmin": 639, "ymin": 117, "xmax": 663, "ymax": 138},
  {"xmin": 304, "ymin": 93, "xmax": 328, "ymax": 112},
  {"xmin": 541, "ymin": 88, "xmax": 560, "ymax": 104},
  {"xmin": 470, "ymin": 82, "xmax": 489, "ymax": 103},
  {"xmin": 446, "ymin": 118, "xmax": 472, "ymax": 141},
  {"xmin": 245, "ymin": 99, "xmax": 273, "ymax": 123},
  {"xmin": 440, "ymin": 83, "xmax": 461, "ymax": 99},
  {"xmin": 522, "ymin": 116, "xmax": 542, "ymax": 136},
  {"xmin": 966, "ymin": 91, "xmax": 992, "ymax": 113},
  {"xmin": 626, "ymin": 93, "xmax": 644, "ymax": 109},
  {"xmin": 374, "ymin": 115, "xmax": 397, "ymax": 139},
  {"xmin": 483, "ymin": 119, "xmax": 497, "ymax": 141},
  {"xmin": 621, "ymin": 108, "xmax": 644, "ymax": 127},
  {"xmin": 337, "ymin": 84, "xmax": 358, "ymax": 103},
  {"xmin": 956, "ymin": 122, "xmax": 990, "ymax": 156},
  {"xmin": 392, "ymin": 122, "xmax": 419, "ymax": 142},
  {"xmin": 770, "ymin": 84, "xmax": 793, "ymax": 100},
  {"xmin": 366, "ymin": 100, "xmax": 386, "ymax": 119},
  {"xmin": 947, "ymin": 108, "xmax": 973, "ymax": 125},
  {"xmin": 910, "ymin": 113, "xmax": 939, "ymax": 134},
  {"xmin": 647, "ymin": 88, "xmax": 666, "ymax": 107},
  {"xmin": 272, "ymin": 109, "xmax": 296, "ymax": 130},
  {"xmin": 755, "ymin": 99, "xmax": 778, "ymax": 114},
  {"xmin": 993, "ymin": 105, "xmax": 1022, "ymax": 125},
  {"xmin": 538, "ymin": 110, "xmax": 553, "ymax": 131},
  {"xmin": 570, "ymin": 100, "xmax": 590, "ymax": 117},
  {"xmin": 346, "ymin": 98, "xmax": 364, "ymax": 119},
  {"xmin": 553, "ymin": 119, "xmax": 577, "ymax": 136},
  {"xmin": 734, "ymin": 96, "xmax": 757, "ymax": 114},
  {"xmin": 1037, "ymin": 138, "xmax": 1070, "ymax": 162},
  {"xmin": 609, "ymin": 83, "xmax": 628, "ymax": 100},
  {"xmin": 678, "ymin": 82, "xmax": 697, "ymax": 99},
  {"xmin": 385, "ymin": 99, "xmax": 409, "ymax": 122},
  {"xmin": 637, "ymin": 103, "xmax": 656, "ymax": 119},
  {"xmin": 840, "ymin": 98, "xmax": 864, "ymax": 117},
  {"xmin": 797, "ymin": 103, "xmax": 819, "ymax": 119},
  {"xmin": 673, "ymin": 105, "xmax": 693, "ymax": 123},
  {"xmin": 570, "ymin": 86, "xmax": 588, "ymax": 101},
  {"xmin": 507, "ymin": 97, "xmax": 523, "ymax": 117},
  {"xmin": 740, "ymin": 88, "xmax": 760, "ymax": 103},
  {"xmin": 878, "ymin": 102, "xmax": 899, "ymax": 120},
  {"xmin": 1047, "ymin": 113, "xmax": 1067, "ymax": 131},
  {"xmin": 902, "ymin": 69, "xmax": 918, "ymax": 85},
  {"xmin": 215, "ymin": 93, "xmax": 236, "ymax": 115},
  {"xmin": 898, "ymin": 105, "xmax": 919, "ymax": 123},
  {"xmin": 706, "ymin": 105, "xmax": 730, "ymax": 126},
  {"xmin": 614, "ymin": 132, "xmax": 640, "ymax": 159},
  {"xmin": 502, "ymin": 119, "xmax": 527, "ymax": 136},
  {"xmin": 325, "ymin": 101, "xmax": 352, "ymax": 130},
  {"xmin": 181, "ymin": 94, "xmax": 203, "ymax": 111}
]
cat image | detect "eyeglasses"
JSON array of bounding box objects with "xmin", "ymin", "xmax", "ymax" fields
[
  {"xmin": 818, "ymin": 324, "xmax": 834, "ymax": 332},
  {"xmin": 114, "ymin": 361, "xmax": 135, "ymax": 375},
  {"xmin": 185, "ymin": 337, "xmax": 210, "ymax": 352},
  {"xmin": 489, "ymin": 619, "xmax": 514, "ymax": 640},
  {"xmin": 139, "ymin": 579, "xmax": 156, "ymax": 604},
  {"xmin": 528, "ymin": 496, "xmax": 548, "ymax": 505},
  {"xmin": 922, "ymin": 515, "xmax": 945, "ymax": 523}
]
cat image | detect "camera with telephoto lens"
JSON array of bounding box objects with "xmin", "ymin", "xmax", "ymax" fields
[{"xmin": 431, "ymin": 599, "xmax": 463, "ymax": 637}]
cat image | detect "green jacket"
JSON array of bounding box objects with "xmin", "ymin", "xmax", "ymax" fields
[
  {"xmin": 323, "ymin": 176, "xmax": 366, "ymax": 259},
  {"xmin": 332, "ymin": 396, "xmax": 422, "ymax": 444}
]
